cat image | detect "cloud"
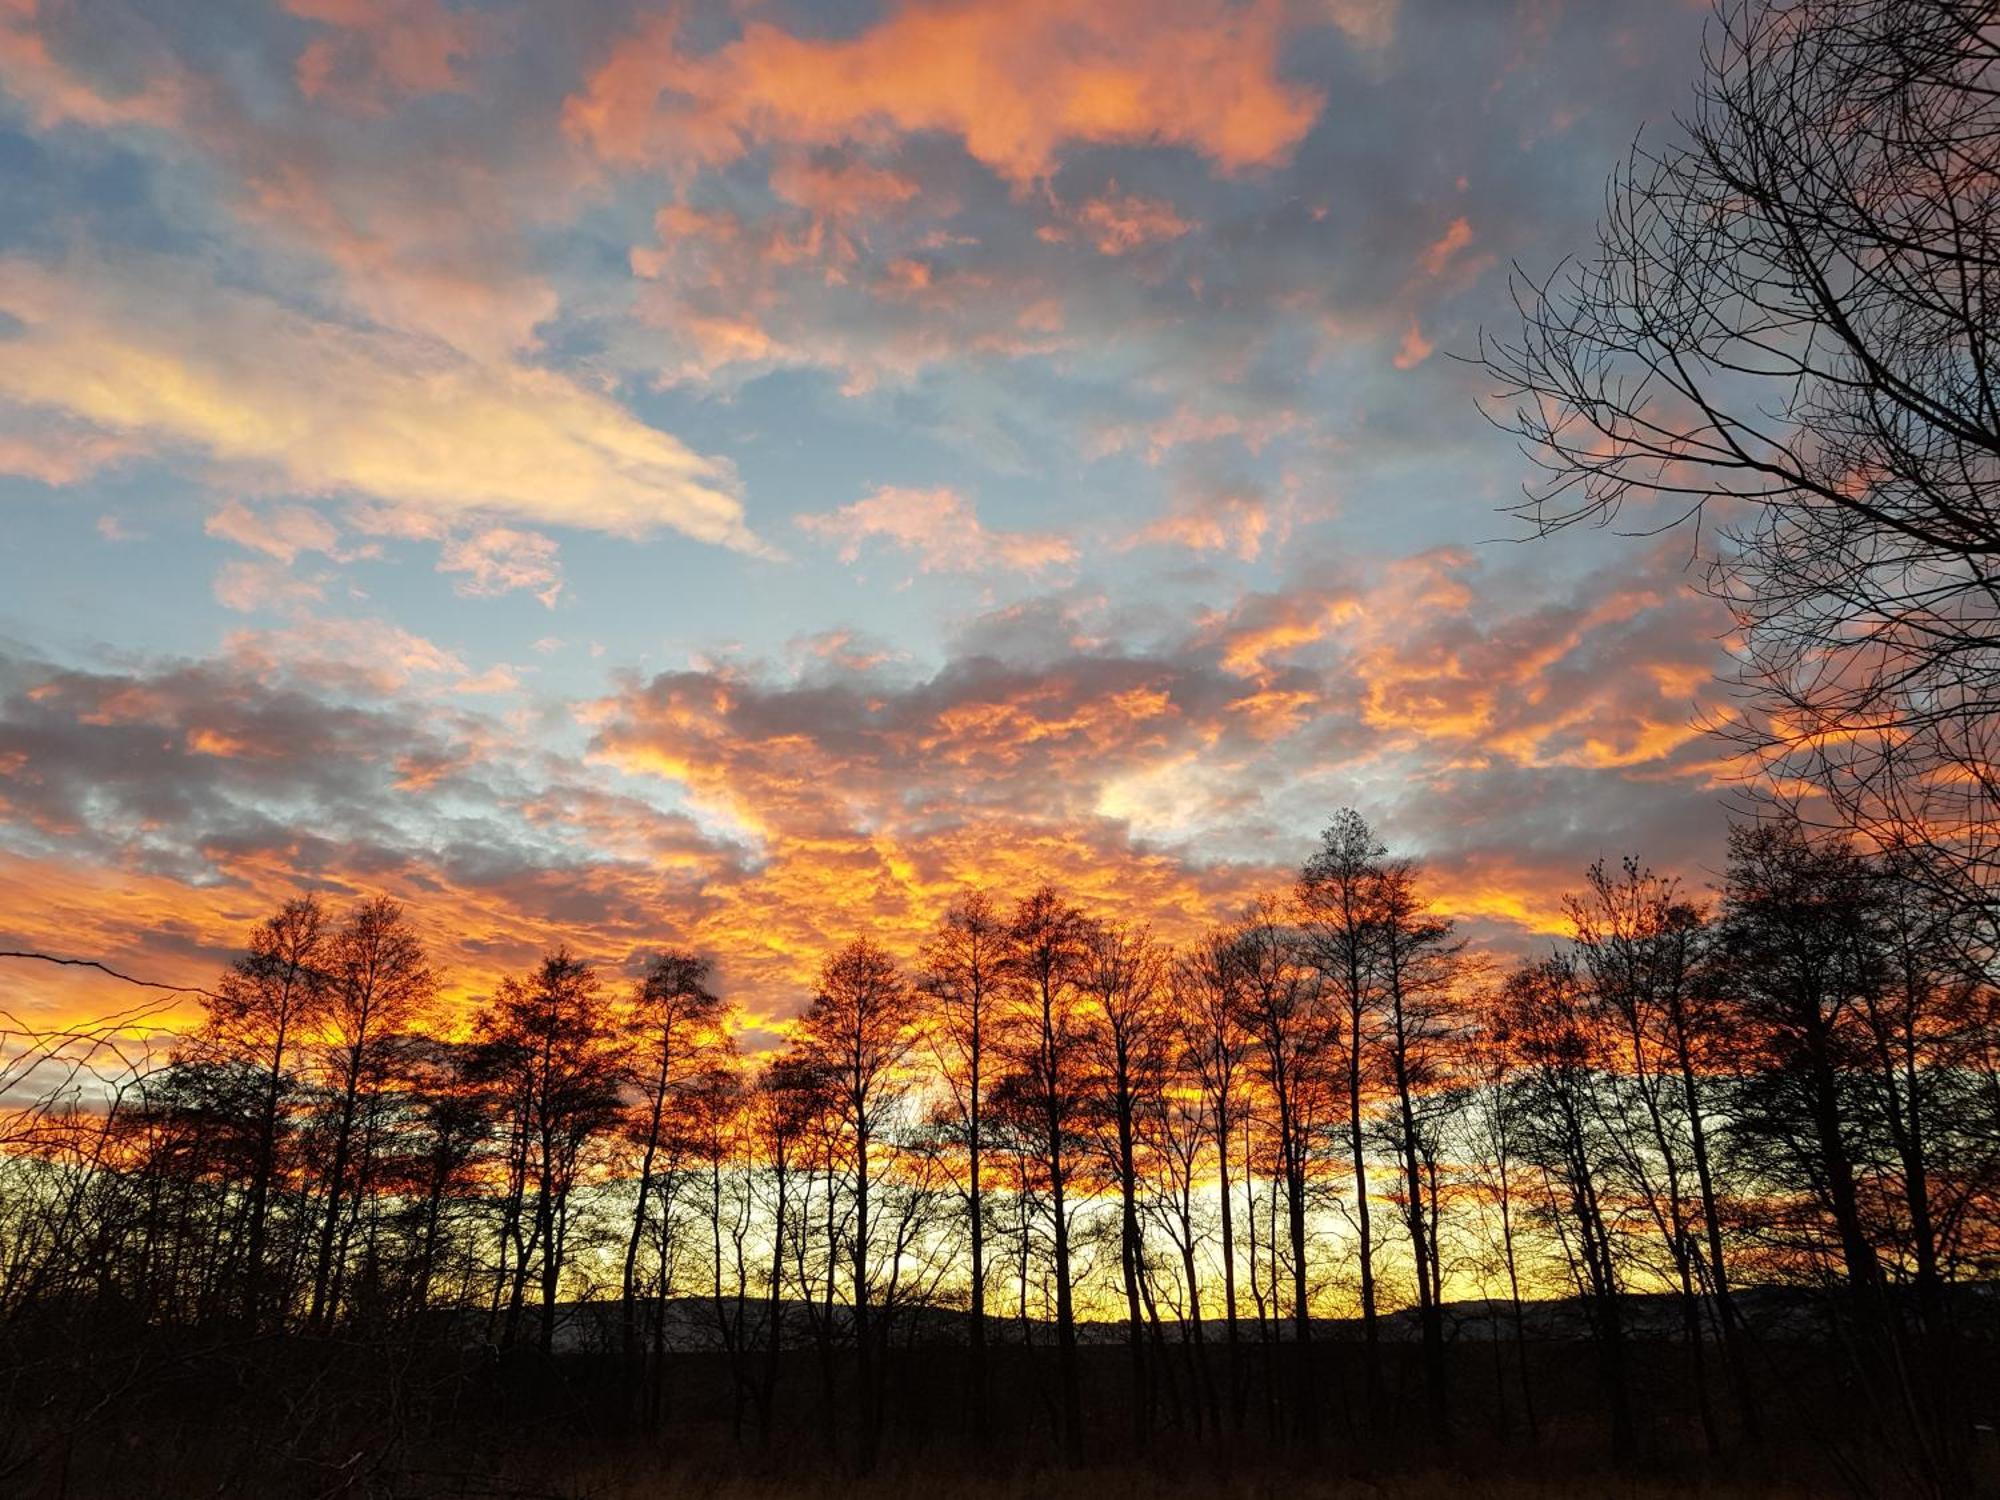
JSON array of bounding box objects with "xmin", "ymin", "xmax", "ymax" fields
[
  {"xmin": 0, "ymin": 421, "xmax": 138, "ymax": 485},
  {"xmin": 1326, "ymin": 0, "xmax": 1401, "ymax": 51},
  {"xmin": 221, "ymin": 616, "xmax": 468, "ymax": 695},
  {"xmin": 213, "ymin": 558, "xmax": 328, "ymax": 614},
  {"xmin": 287, "ymin": 0, "xmax": 485, "ymax": 114},
  {"xmin": 0, "ymin": 532, "xmax": 1741, "ymax": 1030},
  {"xmin": 1061, "ymin": 188, "xmax": 1196, "ymax": 256},
  {"xmin": 565, "ymin": 0, "xmax": 1324, "ymax": 187},
  {"xmin": 1392, "ymin": 316, "xmax": 1434, "ymax": 369},
  {"xmin": 798, "ymin": 486, "xmax": 1076, "ymax": 575},
  {"xmin": 205, "ymin": 501, "xmax": 340, "ymax": 564},
  {"xmin": 1130, "ymin": 483, "xmax": 1273, "ymax": 561},
  {"xmin": 0, "ymin": 645, "xmax": 740, "ymax": 1026},
  {"xmin": 0, "ymin": 0, "xmax": 191, "ymax": 132},
  {"xmin": 437, "ymin": 526, "xmax": 565, "ymax": 607},
  {"xmin": 0, "ymin": 258, "xmax": 762, "ymax": 550},
  {"xmin": 767, "ymin": 152, "xmax": 923, "ymax": 219},
  {"xmin": 1418, "ymin": 215, "xmax": 1474, "ymax": 277}
]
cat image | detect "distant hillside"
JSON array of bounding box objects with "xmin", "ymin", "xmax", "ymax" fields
[{"xmin": 460, "ymin": 1283, "xmax": 1983, "ymax": 1355}]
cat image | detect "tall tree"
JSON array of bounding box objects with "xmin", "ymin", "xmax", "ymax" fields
[
  {"xmin": 751, "ymin": 1047, "xmax": 825, "ymax": 1448},
  {"xmin": 200, "ymin": 893, "xmax": 331, "ymax": 1332},
  {"xmin": 621, "ymin": 949, "xmax": 726, "ymax": 1368},
  {"xmin": 1498, "ymin": 954, "xmax": 1637, "ymax": 1464},
  {"xmin": 919, "ymin": 888, "xmax": 1007, "ymax": 1446},
  {"xmin": 1081, "ymin": 919, "xmax": 1171, "ymax": 1443},
  {"xmin": 794, "ymin": 936, "xmax": 919, "ymax": 1470},
  {"xmin": 1230, "ymin": 893, "xmax": 1334, "ymax": 1446},
  {"xmin": 307, "ymin": 897, "xmax": 435, "ymax": 1332},
  {"xmin": 1717, "ymin": 819, "xmax": 1883, "ymax": 1298},
  {"xmin": 1176, "ymin": 929, "xmax": 1253, "ymax": 1432},
  {"xmin": 471, "ymin": 949, "xmax": 624, "ymax": 1354},
  {"xmin": 998, "ymin": 884, "xmax": 1097, "ymax": 1467},
  {"xmin": 1570, "ymin": 860, "xmax": 1746, "ymax": 1449},
  {"xmin": 1297, "ymin": 808, "xmax": 1388, "ymax": 1411},
  {"xmin": 1372, "ymin": 861, "xmax": 1463, "ymax": 1438}
]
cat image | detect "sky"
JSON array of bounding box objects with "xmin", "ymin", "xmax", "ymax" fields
[{"xmin": 0, "ymin": 0, "xmax": 1741, "ymax": 1043}]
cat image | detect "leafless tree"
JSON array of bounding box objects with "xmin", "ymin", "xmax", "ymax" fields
[
  {"xmin": 621, "ymin": 949, "xmax": 724, "ymax": 1369},
  {"xmin": 1480, "ymin": 0, "xmax": 2000, "ymax": 939},
  {"xmin": 1081, "ymin": 919, "xmax": 1171, "ymax": 1441},
  {"xmin": 919, "ymin": 888, "xmax": 1008, "ymax": 1444},
  {"xmin": 1230, "ymin": 893, "xmax": 1335, "ymax": 1446},
  {"xmin": 1297, "ymin": 808, "xmax": 1388, "ymax": 1412},
  {"xmin": 794, "ymin": 936, "xmax": 919, "ymax": 1470},
  {"xmin": 997, "ymin": 884, "xmax": 1097, "ymax": 1467},
  {"xmin": 196, "ymin": 893, "xmax": 331, "ymax": 1332}
]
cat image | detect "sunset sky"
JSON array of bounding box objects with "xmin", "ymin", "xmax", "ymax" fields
[{"xmin": 0, "ymin": 0, "xmax": 1739, "ymax": 1042}]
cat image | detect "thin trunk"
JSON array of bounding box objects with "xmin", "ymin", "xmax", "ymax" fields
[
  {"xmin": 308, "ymin": 1047, "xmax": 365, "ymax": 1331},
  {"xmin": 967, "ymin": 1027, "xmax": 988, "ymax": 1448},
  {"xmin": 1346, "ymin": 999, "xmax": 1381, "ymax": 1415},
  {"xmin": 1214, "ymin": 1094, "xmax": 1242, "ymax": 1434},
  {"xmin": 1117, "ymin": 1079, "xmax": 1149, "ymax": 1443}
]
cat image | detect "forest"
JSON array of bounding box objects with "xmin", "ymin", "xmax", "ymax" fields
[{"xmin": 2, "ymin": 810, "xmax": 1994, "ymax": 1497}]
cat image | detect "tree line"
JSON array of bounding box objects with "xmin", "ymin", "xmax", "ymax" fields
[{"xmin": 3, "ymin": 807, "xmax": 1995, "ymax": 1488}]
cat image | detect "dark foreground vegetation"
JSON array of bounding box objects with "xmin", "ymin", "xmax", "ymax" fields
[
  {"xmin": 9, "ymin": 1314, "xmax": 1993, "ymax": 1498},
  {"xmin": 5, "ymin": 806, "xmax": 1998, "ymax": 1498}
]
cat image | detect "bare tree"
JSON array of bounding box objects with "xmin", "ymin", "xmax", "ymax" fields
[
  {"xmin": 1372, "ymin": 861, "xmax": 1464, "ymax": 1439},
  {"xmin": 621, "ymin": 949, "xmax": 725, "ymax": 1370},
  {"xmin": 1480, "ymin": 0, "xmax": 2000, "ymax": 936},
  {"xmin": 918, "ymin": 888, "xmax": 1007, "ymax": 1445},
  {"xmin": 1297, "ymin": 808, "xmax": 1389, "ymax": 1412},
  {"xmin": 997, "ymin": 884, "xmax": 1097, "ymax": 1467},
  {"xmin": 307, "ymin": 897, "xmax": 435, "ymax": 1332},
  {"xmin": 1176, "ymin": 929, "xmax": 1253, "ymax": 1433},
  {"xmin": 1717, "ymin": 820, "xmax": 1884, "ymax": 1298},
  {"xmin": 197, "ymin": 894, "xmax": 331, "ymax": 1332},
  {"xmin": 1081, "ymin": 919, "xmax": 1171, "ymax": 1442},
  {"xmin": 1570, "ymin": 860, "xmax": 1753, "ymax": 1448},
  {"xmin": 793, "ymin": 936, "xmax": 919, "ymax": 1470},
  {"xmin": 1498, "ymin": 954, "xmax": 1638, "ymax": 1464},
  {"xmin": 1230, "ymin": 893, "xmax": 1334, "ymax": 1446},
  {"xmin": 470, "ymin": 949, "xmax": 624, "ymax": 1354}
]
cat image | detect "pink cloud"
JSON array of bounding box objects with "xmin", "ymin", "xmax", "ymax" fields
[
  {"xmin": 798, "ymin": 486, "xmax": 1076, "ymax": 575},
  {"xmin": 1419, "ymin": 215, "xmax": 1474, "ymax": 277},
  {"xmin": 1064, "ymin": 188, "xmax": 1196, "ymax": 256},
  {"xmin": 437, "ymin": 526, "xmax": 564, "ymax": 607},
  {"xmin": 213, "ymin": 558, "xmax": 328, "ymax": 614},
  {"xmin": 287, "ymin": 0, "xmax": 483, "ymax": 114},
  {"xmin": 205, "ymin": 500, "xmax": 340, "ymax": 565},
  {"xmin": 1392, "ymin": 316, "xmax": 1434, "ymax": 368}
]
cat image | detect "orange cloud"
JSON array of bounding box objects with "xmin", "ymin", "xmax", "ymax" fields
[
  {"xmin": 564, "ymin": 0, "xmax": 1323, "ymax": 186},
  {"xmin": 1326, "ymin": 0, "xmax": 1400, "ymax": 50},
  {"xmin": 1132, "ymin": 486, "xmax": 1272, "ymax": 561},
  {"xmin": 0, "ymin": 539, "xmax": 1743, "ymax": 1037},
  {"xmin": 1067, "ymin": 188, "xmax": 1196, "ymax": 256},
  {"xmin": 768, "ymin": 152, "xmax": 923, "ymax": 218},
  {"xmin": 1418, "ymin": 215, "xmax": 1474, "ymax": 277},
  {"xmin": 1392, "ymin": 315, "xmax": 1434, "ymax": 368}
]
